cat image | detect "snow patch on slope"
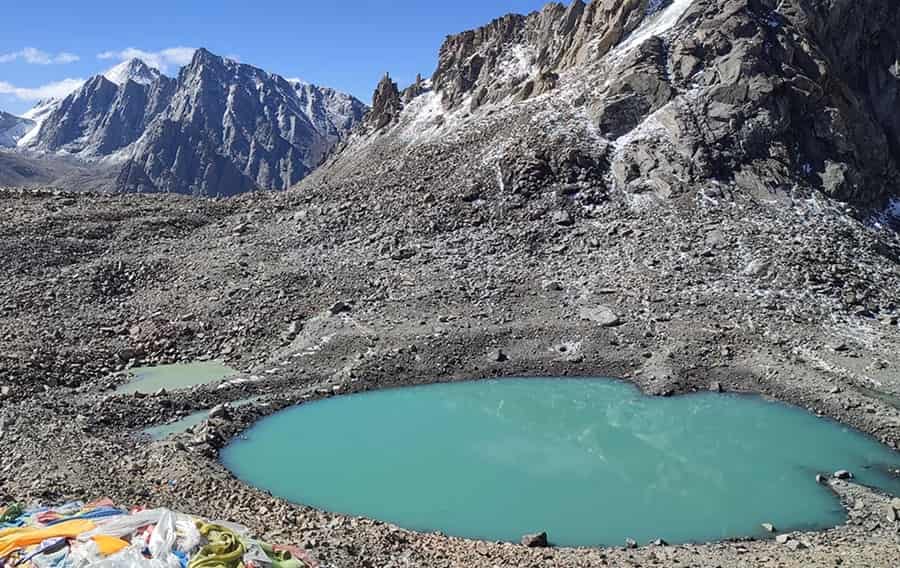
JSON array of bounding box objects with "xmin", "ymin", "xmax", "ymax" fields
[
  {"xmin": 496, "ymin": 44, "xmax": 536, "ymax": 86},
  {"xmin": 103, "ymin": 59, "xmax": 161, "ymax": 86},
  {"xmin": 612, "ymin": 105, "xmax": 673, "ymax": 157},
  {"xmin": 17, "ymin": 99, "xmax": 60, "ymax": 147},
  {"xmin": 613, "ymin": 0, "xmax": 695, "ymax": 55},
  {"xmin": 395, "ymin": 90, "xmax": 447, "ymax": 144},
  {"xmin": 0, "ymin": 114, "xmax": 34, "ymax": 147}
]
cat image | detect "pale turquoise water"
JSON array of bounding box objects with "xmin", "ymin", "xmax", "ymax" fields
[
  {"xmin": 116, "ymin": 362, "xmax": 236, "ymax": 395},
  {"xmin": 221, "ymin": 378, "xmax": 900, "ymax": 547},
  {"xmin": 144, "ymin": 396, "xmax": 263, "ymax": 439},
  {"xmin": 144, "ymin": 409, "xmax": 210, "ymax": 439}
]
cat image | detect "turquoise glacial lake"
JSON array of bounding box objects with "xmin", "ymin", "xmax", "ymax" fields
[{"xmin": 221, "ymin": 378, "xmax": 900, "ymax": 547}]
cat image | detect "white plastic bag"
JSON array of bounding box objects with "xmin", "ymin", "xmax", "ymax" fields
[
  {"xmin": 68, "ymin": 539, "xmax": 102, "ymax": 568},
  {"xmin": 148, "ymin": 510, "xmax": 177, "ymax": 560},
  {"xmin": 76, "ymin": 508, "xmax": 200, "ymax": 567},
  {"xmin": 79, "ymin": 509, "xmax": 167, "ymax": 540},
  {"xmin": 175, "ymin": 516, "xmax": 201, "ymax": 554},
  {"xmin": 242, "ymin": 540, "xmax": 274, "ymax": 567}
]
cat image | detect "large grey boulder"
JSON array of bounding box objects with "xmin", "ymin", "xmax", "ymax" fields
[{"xmin": 520, "ymin": 531, "xmax": 548, "ymax": 547}]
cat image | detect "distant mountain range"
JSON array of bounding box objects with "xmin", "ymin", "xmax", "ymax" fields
[{"xmin": 0, "ymin": 49, "xmax": 367, "ymax": 196}]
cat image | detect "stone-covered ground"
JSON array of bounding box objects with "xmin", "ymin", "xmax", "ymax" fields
[{"xmin": 0, "ymin": 182, "xmax": 898, "ymax": 566}]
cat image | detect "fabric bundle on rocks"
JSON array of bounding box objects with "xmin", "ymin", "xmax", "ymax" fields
[{"xmin": 0, "ymin": 502, "xmax": 315, "ymax": 568}]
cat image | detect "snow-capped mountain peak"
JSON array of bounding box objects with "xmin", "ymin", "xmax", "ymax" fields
[
  {"xmin": 103, "ymin": 58, "xmax": 162, "ymax": 86},
  {"xmin": 7, "ymin": 48, "xmax": 366, "ymax": 196}
]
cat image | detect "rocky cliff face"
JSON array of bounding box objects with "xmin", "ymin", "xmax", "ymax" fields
[
  {"xmin": 292, "ymin": 80, "xmax": 368, "ymax": 145},
  {"xmin": 328, "ymin": 0, "xmax": 900, "ymax": 210},
  {"xmin": 15, "ymin": 51, "xmax": 366, "ymax": 196},
  {"xmin": 429, "ymin": 0, "xmax": 655, "ymax": 112}
]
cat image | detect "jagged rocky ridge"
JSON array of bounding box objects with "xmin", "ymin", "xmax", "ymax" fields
[
  {"xmin": 17, "ymin": 50, "xmax": 367, "ymax": 196},
  {"xmin": 353, "ymin": 0, "xmax": 900, "ymax": 209}
]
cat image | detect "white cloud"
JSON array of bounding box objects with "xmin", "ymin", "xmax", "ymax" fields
[
  {"xmin": 97, "ymin": 47, "xmax": 196, "ymax": 74},
  {"xmin": 0, "ymin": 78, "xmax": 85, "ymax": 101},
  {"xmin": 0, "ymin": 47, "xmax": 79, "ymax": 65}
]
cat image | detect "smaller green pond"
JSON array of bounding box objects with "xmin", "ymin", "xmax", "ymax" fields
[
  {"xmin": 222, "ymin": 378, "xmax": 900, "ymax": 547},
  {"xmin": 116, "ymin": 362, "xmax": 236, "ymax": 395}
]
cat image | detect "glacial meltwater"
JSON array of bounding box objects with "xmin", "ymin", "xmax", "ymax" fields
[
  {"xmin": 220, "ymin": 378, "xmax": 900, "ymax": 547},
  {"xmin": 144, "ymin": 396, "xmax": 263, "ymax": 439},
  {"xmin": 116, "ymin": 361, "xmax": 236, "ymax": 395}
]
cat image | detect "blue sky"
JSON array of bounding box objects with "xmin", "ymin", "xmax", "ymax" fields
[{"xmin": 0, "ymin": 0, "xmax": 550, "ymax": 115}]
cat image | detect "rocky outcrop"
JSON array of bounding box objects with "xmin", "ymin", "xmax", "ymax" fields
[
  {"xmin": 634, "ymin": 0, "xmax": 900, "ymax": 206},
  {"xmin": 401, "ymin": 74, "xmax": 427, "ymax": 103},
  {"xmin": 368, "ymin": 73, "xmax": 403, "ymax": 131},
  {"xmin": 431, "ymin": 12, "xmax": 529, "ymax": 111},
  {"xmin": 430, "ymin": 0, "xmax": 653, "ymax": 111},
  {"xmin": 591, "ymin": 36, "xmax": 673, "ymax": 138}
]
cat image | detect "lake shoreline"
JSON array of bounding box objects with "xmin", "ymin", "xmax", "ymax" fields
[{"xmin": 5, "ymin": 325, "xmax": 900, "ymax": 567}]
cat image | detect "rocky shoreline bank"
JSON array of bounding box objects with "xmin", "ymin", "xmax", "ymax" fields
[{"xmin": 4, "ymin": 309, "xmax": 900, "ymax": 566}]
